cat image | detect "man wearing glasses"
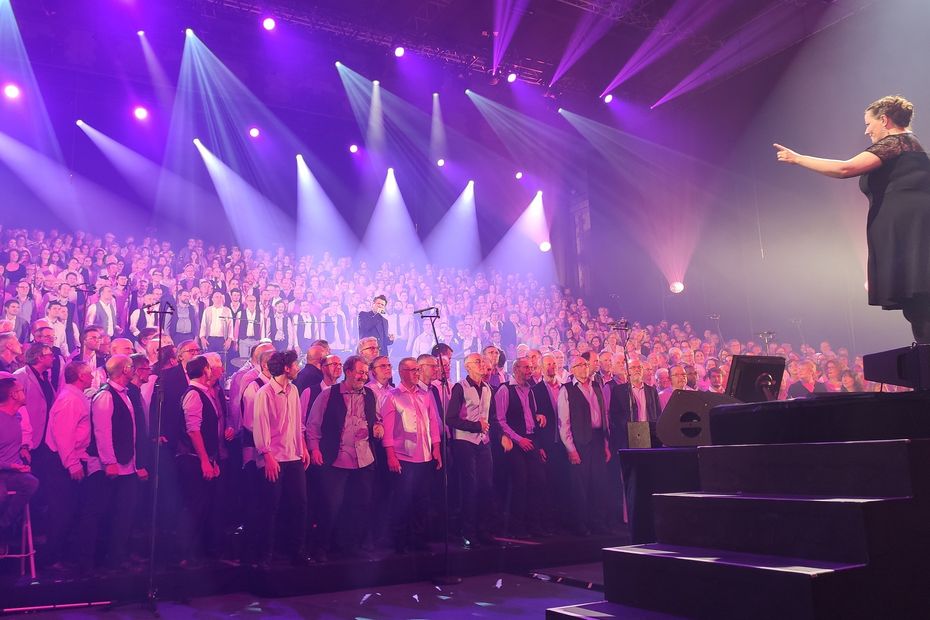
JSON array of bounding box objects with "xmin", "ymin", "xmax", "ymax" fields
[
  {"xmin": 558, "ymin": 355, "xmax": 611, "ymax": 537},
  {"xmin": 381, "ymin": 358, "xmax": 442, "ymax": 554}
]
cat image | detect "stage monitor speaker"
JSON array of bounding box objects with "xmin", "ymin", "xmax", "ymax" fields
[
  {"xmin": 725, "ymin": 355, "xmax": 785, "ymax": 402},
  {"xmin": 863, "ymin": 344, "xmax": 930, "ymax": 390},
  {"xmin": 657, "ymin": 390, "xmax": 740, "ymax": 447}
]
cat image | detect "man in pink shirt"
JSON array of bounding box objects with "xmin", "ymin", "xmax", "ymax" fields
[{"xmin": 381, "ymin": 357, "xmax": 442, "ymax": 554}]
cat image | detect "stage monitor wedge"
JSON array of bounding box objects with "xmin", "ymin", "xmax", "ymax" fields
[{"xmin": 725, "ymin": 355, "xmax": 785, "ymax": 402}]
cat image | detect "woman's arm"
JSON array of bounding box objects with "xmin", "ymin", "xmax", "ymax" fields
[{"xmin": 773, "ymin": 143, "xmax": 882, "ymax": 179}]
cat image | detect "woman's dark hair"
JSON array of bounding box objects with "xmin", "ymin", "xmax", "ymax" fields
[{"xmin": 866, "ymin": 95, "xmax": 914, "ymax": 128}]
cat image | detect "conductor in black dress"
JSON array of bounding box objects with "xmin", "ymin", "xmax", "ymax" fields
[
  {"xmin": 775, "ymin": 95, "xmax": 930, "ymax": 343},
  {"xmin": 358, "ymin": 295, "xmax": 394, "ymax": 357}
]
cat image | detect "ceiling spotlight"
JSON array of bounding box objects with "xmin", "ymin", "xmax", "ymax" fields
[
  {"xmin": 262, "ymin": 17, "xmax": 276, "ymax": 31},
  {"xmin": 193, "ymin": 138, "xmax": 202, "ymax": 146},
  {"xmin": 603, "ymin": 94, "xmax": 614, "ymax": 104},
  {"xmin": 433, "ymin": 92, "xmax": 439, "ymax": 98},
  {"xmin": 436, "ymin": 158, "xmax": 445, "ymax": 167},
  {"xmin": 507, "ymin": 72, "xmax": 517, "ymax": 83},
  {"xmin": 3, "ymin": 83, "xmax": 22, "ymax": 100},
  {"xmin": 514, "ymin": 171, "xmax": 523, "ymax": 180},
  {"xmin": 248, "ymin": 127, "xmax": 260, "ymax": 138},
  {"xmin": 133, "ymin": 106, "xmax": 149, "ymax": 121},
  {"xmin": 349, "ymin": 144, "xmax": 359, "ymax": 154},
  {"xmin": 75, "ymin": 119, "xmax": 84, "ymax": 126},
  {"xmin": 394, "ymin": 46, "xmax": 405, "ymax": 58},
  {"xmin": 373, "ymin": 80, "xmax": 380, "ymax": 86},
  {"xmin": 539, "ymin": 241, "xmax": 552, "ymax": 253},
  {"xmin": 185, "ymin": 28, "xmax": 193, "ymax": 36},
  {"xmin": 669, "ymin": 281, "xmax": 685, "ymax": 294},
  {"xmin": 136, "ymin": 30, "xmax": 145, "ymax": 36}
]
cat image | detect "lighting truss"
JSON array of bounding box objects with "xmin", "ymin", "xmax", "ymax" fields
[{"xmin": 195, "ymin": 0, "xmax": 562, "ymax": 87}]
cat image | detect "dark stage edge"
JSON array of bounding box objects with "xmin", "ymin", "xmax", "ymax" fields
[
  {"xmin": 15, "ymin": 572, "xmax": 641, "ymax": 620},
  {"xmin": 1, "ymin": 531, "xmax": 628, "ymax": 613}
]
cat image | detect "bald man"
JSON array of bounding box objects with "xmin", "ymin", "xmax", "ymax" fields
[{"xmin": 445, "ymin": 352, "xmax": 495, "ymax": 547}]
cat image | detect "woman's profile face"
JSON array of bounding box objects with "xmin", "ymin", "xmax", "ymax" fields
[{"xmin": 864, "ymin": 111, "xmax": 888, "ymax": 144}]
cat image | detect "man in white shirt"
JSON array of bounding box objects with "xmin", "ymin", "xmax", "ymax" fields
[
  {"xmin": 199, "ymin": 291, "xmax": 233, "ymax": 359},
  {"xmin": 77, "ymin": 355, "xmax": 150, "ymax": 571},
  {"xmin": 251, "ymin": 350, "xmax": 310, "ymax": 568}
]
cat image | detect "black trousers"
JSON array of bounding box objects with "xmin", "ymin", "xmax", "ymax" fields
[
  {"xmin": 316, "ymin": 464, "xmax": 374, "ymax": 553},
  {"xmin": 506, "ymin": 439, "xmax": 546, "ymax": 534},
  {"xmin": 389, "ymin": 460, "xmax": 433, "ymax": 550},
  {"xmin": 76, "ymin": 471, "xmax": 139, "ymax": 570},
  {"xmin": 569, "ymin": 430, "xmax": 608, "ymax": 532},
  {"xmin": 176, "ymin": 455, "xmax": 221, "ymax": 561},
  {"xmin": 542, "ymin": 442, "xmax": 571, "ymax": 531},
  {"xmin": 241, "ymin": 460, "xmax": 262, "ymax": 564},
  {"xmin": 254, "ymin": 459, "xmax": 307, "ymax": 563},
  {"xmin": 606, "ymin": 449, "xmax": 624, "ymax": 527},
  {"xmin": 0, "ymin": 470, "xmax": 39, "ymax": 530},
  {"xmin": 41, "ymin": 463, "xmax": 80, "ymax": 565},
  {"xmin": 452, "ymin": 439, "xmax": 494, "ymax": 539}
]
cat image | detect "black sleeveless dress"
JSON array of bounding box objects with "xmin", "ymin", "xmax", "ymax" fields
[{"xmin": 859, "ymin": 133, "xmax": 930, "ymax": 310}]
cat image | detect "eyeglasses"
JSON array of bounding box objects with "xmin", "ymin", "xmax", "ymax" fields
[
  {"xmin": 374, "ymin": 364, "xmax": 392, "ymax": 370},
  {"xmin": 400, "ymin": 367, "xmax": 420, "ymax": 373}
]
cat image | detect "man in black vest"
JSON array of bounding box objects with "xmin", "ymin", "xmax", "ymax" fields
[
  {"xmin": 532, "ymin": 353, "xmax": 570, "ymax": 532},
  {"xmin": 357, "ymin": 295, "xmax": 393, "ymax": 360},
  {"xmin": 306, "ymin": 355, "xmax": 379, "ymax": 562},
  {"xmin": 150, "ymin": 338, "xmax": 201, "ymax": 562},
  {"xmin": 557, "ymin": 355, "xmax": 611, "ymax": 537},
  {"xmin": 494, "ymin": 357, "xmax": 547, "ymax": 537},
  {"xmin": 170, "ymin": 288, "xmax": 201, "ymax": 345},
  {"xmin": 175, "ymin": 356, "xmax": 226, "ymax": 566},
  {"xmin": 77, "ymin": 354, "xmax": 150, "ymax": 571}
]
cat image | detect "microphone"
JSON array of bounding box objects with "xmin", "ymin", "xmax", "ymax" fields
[{"xmin": 413, "ymin": 306, "xmax": 437, "ymax": 314}]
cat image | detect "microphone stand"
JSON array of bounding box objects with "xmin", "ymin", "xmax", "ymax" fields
[
  {"xmin": 416, "ymin": 307, "xmax": 461, "ymax": 586},
  {"xmin": 145, "ymin": 302, "xmax": 174, "ymax": 611},
  {"xmin": 611, "ymin": 319, "xmax": 636, "ymax": 429}
]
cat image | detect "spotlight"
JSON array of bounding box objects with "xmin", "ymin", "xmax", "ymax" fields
[
  {"xmin": 262, "ymin": 17, "xmax": 276, "ymax": 31},
  {"xmin": 248, "ymin": 127, "xmax": 260, "ymax": 138},
  {"xmin": 137, "ymin": 30, "xmax": 145, "ymax": 36},
  {"xmin": 603, "ymin": 94, "xmax": 614, "ymax": 104},
  {"xmin": 133, "ymin": 106, "xmax": 149, "ymax": 121},
  {"xmin": 75, "ymin": 119, "xmax": 84, "ymax": 127},
  {"xmin": 335, "ymin": 61, "xmax": 342, "ymax": 67},
  {"xmin": 536, "ymin": 190, "xmax": 543, "ymax": 197},
  {"xmin": 433, "ymin": 92, "xmax": 439, "ymax": 98},
  {"xmin": 436, "ymin": 158, "xmax": 445, "ymax": 167},
  {"xmin": 557, "ymin": 107, "xmax": 564, "ymax": 114},
  {"xmin": 507, "ymin": 72, "xmax": 517, "ymax": 83},
  {"xmin": 464, "ymin": 89, "xmax": 471, "ymax": 94},
  {"xmin": 185, "ymin": 28, "xmax": 193, "ymax": 36},
  {"xmin": 3, "ymin": 83, "xmax": 21, "ymax": 100},
  {"xmin": 514, "ymin": 171, "xmax": 523, "ymax": 180},
  {"xmin": 373, "ymin": 80, "xmax": 380, "ymax": 86},
  {"xmin": 193, "ymin": 138, "xmax": 202, "ymax": 146},
  {"xmin": 349, "ymin": 144, "xmax": 359, "ymax": 154},
  {"xmin": 394, "ymin": 46, "xmax": 405, "ymax": 58},
  {"xmin": 669, "ymin": 281, "xmax": 685, "ymax": 294},
  {"xmin": 539, "ymin": 241, "xmax": 552, "ymax": 253}
]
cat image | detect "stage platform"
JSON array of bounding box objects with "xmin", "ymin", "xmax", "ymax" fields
[
  {"xmin": 1, "ymin": 531, "xmax": 628, "ymax": 613},
  {"xmin": 551, "ymin": 391, "xmax": 930, "ymax": 619}
]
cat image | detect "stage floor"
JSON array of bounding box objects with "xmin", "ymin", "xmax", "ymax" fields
[{"xmin": 14, "ymin": 567, "xmax": 685, "ymax": 620}]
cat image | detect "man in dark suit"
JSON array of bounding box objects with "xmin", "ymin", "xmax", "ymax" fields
[
  {"xmin": 357, "ymin": 295, "xmax": 393, "ymax": 359},
  {"xmin": 607, "ymin": 357, "xmax": 660, "ymax": 528}
]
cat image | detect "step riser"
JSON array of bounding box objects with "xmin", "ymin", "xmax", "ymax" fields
[
  {"xmin": 698, "ymin": 441, "xmax": 918, "ymax": 497},
  {"xmin": 604, "ymin": 548, "xmax": 866, "ymax": 620},
  {"xmin": 653, "ymin": 496, "xmax": 918, "ymax": 563}
]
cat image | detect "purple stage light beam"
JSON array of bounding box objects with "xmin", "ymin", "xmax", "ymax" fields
[
  {"xmin": 492, "ymin": 0, "xmax": 530, "ymax": 73},
  {"xmin": 601, "ymin": 0, "xmax": 729, "ymax": 97},
  {"xmin": 551, "ymin": 8, "xmax": 623, "ymax": 86},
  {"xmin": 652, "ymin": 0, "xmax": 839, "ymax": 108}
]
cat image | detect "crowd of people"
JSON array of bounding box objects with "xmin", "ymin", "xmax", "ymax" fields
[{"xmin": 0, "ymin": 226, "xmax": 885, "ymax": 573}]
